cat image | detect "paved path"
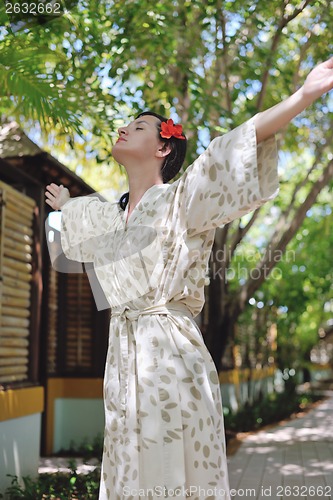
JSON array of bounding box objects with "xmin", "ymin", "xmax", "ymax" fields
[
  {"xmin": 227, "ymin": 391, "xmax": 333, "ymax": 500},
  {"xmin": 39, "ymin": 456, "xmax": 99, "ymax": 474}
]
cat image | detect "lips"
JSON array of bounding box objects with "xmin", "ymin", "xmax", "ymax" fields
[{"xmin": 116, "ymin": 137, "xmax": 127, "ymax": 143}]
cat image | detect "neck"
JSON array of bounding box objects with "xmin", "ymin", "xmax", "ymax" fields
[{"xmin": 127, "ymin": 172, "xmax": 163, "ymax": 213}]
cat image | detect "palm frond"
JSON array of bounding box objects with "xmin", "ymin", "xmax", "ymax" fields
[{"xmin": 0, "ymin": 44, "xmax": 83, "ymax": 134}]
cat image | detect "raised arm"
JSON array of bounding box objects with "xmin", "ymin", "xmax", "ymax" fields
[{"xmin": 254, "ymin": 57, "xmax": 333, "ymax": 143}]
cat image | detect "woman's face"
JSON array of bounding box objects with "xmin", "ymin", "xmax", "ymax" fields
[{"xmin": 112, "ymin": 114, "xmax": 165, "ymax": 167}]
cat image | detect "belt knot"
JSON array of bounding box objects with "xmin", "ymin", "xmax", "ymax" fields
[
  {"xmin": 111, "ymin": 302, "xmax": 192, "ymax": 321},
  {"xmin": 111, "ymin": 301, "xmax": 192, "ymax": 414}
]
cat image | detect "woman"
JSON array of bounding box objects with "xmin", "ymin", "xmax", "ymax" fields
[{"xmin": 45, "ymin": 58, "xmax": 333, "ymax": 500}]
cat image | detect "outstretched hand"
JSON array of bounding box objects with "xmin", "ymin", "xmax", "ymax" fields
[
  {"xmin": 254, "ymin": 55, "xmax": 333, "ymax": 143},
  {"xmin": 302, "ymin": 56, "xmax": 333, "ymax": 103},
  {"xmin": 45, "ymin": 183, "xmax": 70, "ymax": 210}
]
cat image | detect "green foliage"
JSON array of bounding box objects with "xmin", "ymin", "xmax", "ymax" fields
[
  {"xmin": 0, "ymin": 0, "xmax": 121, "ymax": 191},
  {"xmin": 0, "ymin": 435, "xmax": 103, "ymax": 499},
  {"xmin": 250, "ymin": 203, "xmax": 332, "ymax": 369},
  {"xmin": 224, "ymin": 379, "xmax": 323, "ymax": 433},
  {"xmin": 1, "ymin": 465, "xmax": 100, "ymax": 499},
  {"xmin": 2, "ymin": 1, "xmax": 333, "ymax": 184},
  {"xmin": 55, "ymin": 433, "xmax": 103, "ymax": 461},
  {"xmin": 3, "ymin": 1, "xmax": 332, "ymax": 162}
]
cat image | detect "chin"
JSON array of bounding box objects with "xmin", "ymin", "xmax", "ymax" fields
[{"xmin": 111, "ymin": 144, "xmax": 124, "ymax": 164}]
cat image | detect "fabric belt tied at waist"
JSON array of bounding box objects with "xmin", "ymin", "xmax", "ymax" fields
[
  {"xmin": 111, "ymin": 301, "xmax": 193, "ymax": 321},
  {"xmin": 111, "ymin": 302, "xmax": 193, "ymax": 412}
]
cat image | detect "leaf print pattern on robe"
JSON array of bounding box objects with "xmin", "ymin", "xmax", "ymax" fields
[{"xmin": 59, "ymin": 117, "xmax": 279, "ymax": 499}]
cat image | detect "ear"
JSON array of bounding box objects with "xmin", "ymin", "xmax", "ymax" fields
[{"xmin": 156, "ymin": 142, "xmax": 172, "ymax": 159}]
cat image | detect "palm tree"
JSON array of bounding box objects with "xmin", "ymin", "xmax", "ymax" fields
[{"xmin": 0, "ymin": 2, "xmax": 114, "ymax": 141}]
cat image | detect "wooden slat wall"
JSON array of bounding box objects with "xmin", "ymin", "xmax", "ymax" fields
[
  {"xmin": 47, "ymin": 266, "xmax": 58, "ymax": 374},
  {"xmin": 65, "ymin": 273, "xmax": 93, "ymax": 371},
  {"xmin": 0, "ymin": 181, "xmax": 35, "ymax": 383}
]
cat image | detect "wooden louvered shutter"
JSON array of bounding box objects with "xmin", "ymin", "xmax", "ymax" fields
[
  {"xmin": 65, "ymin": 272, "xmax": 94, "ymax": 371},
  {"xmin": 0, "ymin": 181, "xmax": 35, "ymax": 384},
  {"xmin": 47, "ymin": 265, "xmax": 58, "ymax": 375}
]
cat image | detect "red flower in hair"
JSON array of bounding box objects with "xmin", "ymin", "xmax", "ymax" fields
[{"xmin": 160, "ymin": 119, "xmax": 185, "ymax": 140}]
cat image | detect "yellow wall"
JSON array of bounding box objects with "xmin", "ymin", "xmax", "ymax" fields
[
  {"xmin": 219, "ymin": 365, "xmax": 276, "ymax": 385},
  {"xmin": 0, "ymin": 386, "xmax": 44, "ymax": 422}
]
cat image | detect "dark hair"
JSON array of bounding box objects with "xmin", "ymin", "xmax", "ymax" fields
[{"xmin": 119, "ymin": 111, "xmax": 187, "ymax": 210}]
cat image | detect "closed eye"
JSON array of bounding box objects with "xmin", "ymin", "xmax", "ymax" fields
[{"xmin": 136, "ymin": 127, "xmax": 144, "ymax": 130}]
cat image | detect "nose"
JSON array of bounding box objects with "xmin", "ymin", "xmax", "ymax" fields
[{"xmin": 118, "ymin": 126, "xmax": 128, "ymax": 136}]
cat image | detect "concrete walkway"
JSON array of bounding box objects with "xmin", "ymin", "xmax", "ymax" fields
[
  {"xmin": 39, "ymin": 456, "xmax": 100, "ymax": 474},
  {"xmin": 227, "ymin": 390, "xmax": 333, "ymax": 500}
]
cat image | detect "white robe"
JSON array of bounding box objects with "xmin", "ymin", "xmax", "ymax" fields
[{"xmin": 60, "ymin": 118, "xmax": 279, "ymax": 500}]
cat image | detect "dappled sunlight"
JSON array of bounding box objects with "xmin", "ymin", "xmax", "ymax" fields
[
  {"xmin": 261, "ymin": 458, "xmax": 284, "ymax": 475},
  {"xmin": 281, "ymin": 463, "xmax": 304, "ymax": 475},
  {"xmin": 310, "ymin": 460, "xmax": 333, "ymax": 471},
  {"xmin": 243, "ymin": 404, "xmax": 333, "ymax": 445},
  {"xmin": 13, "ymin": 441, "xmax": 21, "ymax": 479},
  {"xmin": 228, "ymin": 392, "xmax": 333, "ymax": 495},
  {"xmin": 242, "ymin": 445, "xmax": 277, "ymax": 455},
  {"xmin": 0, "ymin": 122, "xmax": 42, "ymax": 158},
  {"xmin": 39, "ymin": 457, "xmax": 100, "ymax": 475},
  {"xmin": 1, "ymin": 433, "xmax": 21, "ymax": 479}
]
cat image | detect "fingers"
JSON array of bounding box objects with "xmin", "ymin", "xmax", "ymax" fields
[
  {"xmin": 45, "ymin": 183, "xmax": 70, "ymax": 212},
  {"xmin": 45, "ymin": 198, "xmax": 59, "ymax": 210},
  {"xmin": 45, "ymin": 191, "xmax": 54, "ymax": 201},
  {"xmin": 45, "ymin": 183, "xmax": 62, "ymax": 195},
  {"xmin": 45, "ymin": 199, "xmax": 55, "ymax": 208},
  {"xmin": 45, "ymin": 183, "xmax": 63, "ymax": 210}
]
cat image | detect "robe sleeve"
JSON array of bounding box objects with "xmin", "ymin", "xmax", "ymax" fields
[
  {"xmin": 60, "ymin": 196, "xmax": 117, "ymax": 262},
  {"xmin": 179, "ymin": 116, "xmax": 279, "ymax": 234}
]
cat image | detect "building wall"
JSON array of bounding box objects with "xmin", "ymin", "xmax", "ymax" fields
[
  {"xmin": 219, "ymin": 366, "xmax": 276, "ymax": 412},
  {"xmin": 53, "ymin": 398, "xmax": 104, "ymax": 453},
  {"xmin": 0, "ymin": 387, "xmax": 43, "ymax": 493},
  {"xmin": 45, "ymin": 378, "xmax": 104, "ymax": 455}
]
